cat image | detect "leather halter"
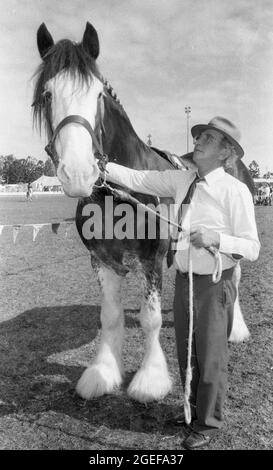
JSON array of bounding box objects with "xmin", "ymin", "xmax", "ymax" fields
[{"xmin": 44, "ymin": 93, "xmax": 108, "ymax": 173}]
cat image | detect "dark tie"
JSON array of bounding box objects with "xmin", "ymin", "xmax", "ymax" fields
[{"xmin": 166, "ymin": 174, "xmax": 204, "ymax": 268}]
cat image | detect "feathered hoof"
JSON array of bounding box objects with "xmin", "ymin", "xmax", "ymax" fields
[
  {"xmin": 127, "ymin": 368, "xmax": 172, "ymax": 403},
  {"xmin": 228, "ymin": 316, "xmax": 250, "ymax": 343},
  {"xmin": 229, "ymin": 325, "xmax": 250, "ymax": 343},
  {"xmin": 76, "ymin": 364, "xmax": 122, "ymax": 399}
]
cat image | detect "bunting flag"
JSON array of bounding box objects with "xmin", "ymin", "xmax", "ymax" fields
[
  {"xmin": 0, "ymin": 220, "xmax": 75, "ymax": 243},
  {"xmin": 32, "ymin": 224, "xmax": 44, "ymax": 242},
  {"xmin": 13, "ymin": 225, "xmax": 23, "ymax": 244},
  {"xmin": 51, "ymin": 223, "xmax": 61, "ymax": 234}
]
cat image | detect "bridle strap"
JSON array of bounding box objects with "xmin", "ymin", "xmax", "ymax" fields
[
  {"xmin": 47, "ymin": 114, "xmax": 104, "ymax": 156},
  {"xmin": 45, "ymin": 91, "xmax": 107, "ymax": 165}
]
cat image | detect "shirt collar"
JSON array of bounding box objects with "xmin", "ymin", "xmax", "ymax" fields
[{"xmin": 200, "ymin": 167, "xmax": 225, "ymax": 186}]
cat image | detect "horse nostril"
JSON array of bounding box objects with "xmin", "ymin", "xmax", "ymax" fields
[
  {"xmin": 62, "ymin": 164, "xmax": 69, "ymax": 179},
  {"xmin": 63, "ymin": 165, "xmax": 70, "ymax": 180}
]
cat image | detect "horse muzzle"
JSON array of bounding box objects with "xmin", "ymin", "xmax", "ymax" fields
[{"xmin": 57, "ymin": 161, "xmax": 100, "ymax": 197}]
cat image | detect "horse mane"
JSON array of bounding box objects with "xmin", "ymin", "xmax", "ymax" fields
[{"xmin": 225, "ymin": 157, "xmax": 255, "ymax": 195}]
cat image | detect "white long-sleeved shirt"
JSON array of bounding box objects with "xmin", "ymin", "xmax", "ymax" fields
[{"xmin": 106, "ymin": 163, "xmax": 260, "ymax": 274}]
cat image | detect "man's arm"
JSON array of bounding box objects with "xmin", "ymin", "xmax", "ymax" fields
[
  {"xmin": 190, "ymin": 184, "xmax": 260, "ymax": 261},
  {"xmin": 105, "ymin": 162, "xmax": 185, "ymax": 198},
  {"xmin": 219, "ymin": 184, "xmax": 260, "ymax": 261}
]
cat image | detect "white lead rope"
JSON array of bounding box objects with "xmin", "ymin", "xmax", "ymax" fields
[
  {"xmin": 208, "ymin": 246, "xmax": 223, "ymax": 283},
  {"xmin": 184, "ymin": 244, "xmax": 194, "ymax": 424}
]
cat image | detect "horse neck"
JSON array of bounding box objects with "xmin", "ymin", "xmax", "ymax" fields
[
  {"xmin": 101, "ymin": 97, "xmax": 173, "ymax": 171},
  {"xmin": 227, "ymin": 159, "xmax": 255, "ymax": 195}
]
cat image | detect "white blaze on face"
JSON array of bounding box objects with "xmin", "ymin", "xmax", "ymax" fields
[{"xmin": 46, "ymin": 71, "xmax": 103, "ymax": 197}]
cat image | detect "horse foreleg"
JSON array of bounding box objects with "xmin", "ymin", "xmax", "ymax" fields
[
  {"xmin": 76, "ymin": 266, "xmax": 124, "ymax": 399},
  {"xmin": 228, "ymin": 263, "xmax": 250, "ymax": 342},
  {"xmin": 128, "ymin": 285, "xmax": 172, "ymax": 402}
]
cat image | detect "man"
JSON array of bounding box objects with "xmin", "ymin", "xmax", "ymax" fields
[
  {"xmin": 26, "ymin": 182, "xmax": 33, "ymax": 201},
  {"xmin": 269, "ymin": 186, "xmax": 273, "ymax": 206},
  {"xmin": 104, "ymin": 116, "xmax": 260, "ymax": 449},
  {"xmin": 263, "ymin": 183, "xmax": 270, "ymax": 205}
]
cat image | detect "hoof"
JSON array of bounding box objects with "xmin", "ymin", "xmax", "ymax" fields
[
  {"xmin": 229, "ymin": 313, "xmax": 250, "ymax": 343},
  {"xmin": 229, "ymin": 325, "xmax": 250, "ymax": 343},
  {"xmin": 127, "ymin": 367, "xmax": 172, "ymax": 402},
  {"xmin": 76, "ymin": 364, "xmax": 122, "ymax": 399}
]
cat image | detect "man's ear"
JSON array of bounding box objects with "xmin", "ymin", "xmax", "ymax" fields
[{"xmin": 219, "ymin": 146, "xmax": 231, "ymax": 162}]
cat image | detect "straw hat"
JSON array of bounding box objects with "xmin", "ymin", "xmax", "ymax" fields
[{"xmin": 191, "ymin": 116, "xmax": 244, "ymax": 158}]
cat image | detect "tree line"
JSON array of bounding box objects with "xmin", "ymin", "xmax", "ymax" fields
[
  {"xmin": 0, "ymin": 155, "xmax": 272, "ymax": 184},
  {"xmin": 0, "ymin": 155, "xmax": 55, "ymax": 184},
  {"xmin": 248, "ymin": 160, "xmax": 273, "ymax": 179}
]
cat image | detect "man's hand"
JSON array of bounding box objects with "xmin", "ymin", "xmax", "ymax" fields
[{"xmin": 190, "ymin": 227, "xmax": 220, "ymax": 249}]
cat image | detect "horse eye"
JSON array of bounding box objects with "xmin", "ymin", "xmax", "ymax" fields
[
  {"xmin": 31, "ymin": 91, "xmax": 51, "ymax": 108},
  {"xmin": 41, "ymin": 90, "xmax": 52, "ymax": 104},
  {"xmin": 44, "ymin": 90, "xmax": 52, "ymax": 100}
]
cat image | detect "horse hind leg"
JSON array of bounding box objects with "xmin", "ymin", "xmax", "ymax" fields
[
  {"xmin": 76, "ymin": 266, "xmax": 124, "ymax": 399},
  {"xmin": 127, "ymin": 274, "xmax": 172, "ymax": 402},
  {"xmin": 228, "ymin": 263, "xmax": 250, "ymax": 342}
]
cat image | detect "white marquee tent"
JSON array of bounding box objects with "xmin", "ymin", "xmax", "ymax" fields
[{"xmin": 31, "ymin": 175, "xmax": 62, "ymax": 190}]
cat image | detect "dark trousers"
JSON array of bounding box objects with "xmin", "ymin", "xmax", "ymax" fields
[{"xmin": 173, "ymin": 268, "xmax": 236, "ymax": 434}]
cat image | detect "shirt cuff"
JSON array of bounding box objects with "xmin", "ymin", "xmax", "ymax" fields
[
  {"xmin": 219, "ymin": 233, "xmax": 260, "ymax": 261},
  {"xmin": 219, "ymin": 233, "xmax": 237, "ymax": 255}
]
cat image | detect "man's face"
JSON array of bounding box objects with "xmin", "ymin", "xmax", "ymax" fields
[{"xmin": 193, "ymin": 129, "xmax": 224, "ymax": 166}]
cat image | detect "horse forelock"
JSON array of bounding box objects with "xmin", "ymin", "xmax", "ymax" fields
[{"xmin": 32, "ymin": 39, "xmax": 100, "ymax": 134}]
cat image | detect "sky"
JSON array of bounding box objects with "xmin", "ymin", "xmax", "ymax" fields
[{"xmin": 0, "ymin": 0, "xmax": 273, "ymax": 173}]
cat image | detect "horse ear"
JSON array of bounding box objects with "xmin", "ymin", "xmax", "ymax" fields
[
  {"xmin": 37, "ymin": 23, "xmax": 54, "ymax": 59},
  {"xmin": 82, "ymin": 22, "xmax": 99, "ymax": 59}
]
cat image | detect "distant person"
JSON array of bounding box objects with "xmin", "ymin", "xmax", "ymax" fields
[
  {"xmin": 253, "ymin": 187, "xmax": 259, "ymax": 205},
  {"xmin": 269, "ymin": 186, "xmax": 273, "ymax": 206},
  {"xmin": 257, "ymin": 185, "xmax": 263, "ymax": 205},
  {"xmin": 263, "ymin": 184, "xmax": 270, "ymax": 205},
  {"xmin": 26, "ymin": 183, "xmax": 33, "ymax": 201}
]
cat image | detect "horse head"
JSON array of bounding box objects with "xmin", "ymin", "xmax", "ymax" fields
[{"xmin": 33, "ymin": 22, "xmax": 106, "ymax": 197}]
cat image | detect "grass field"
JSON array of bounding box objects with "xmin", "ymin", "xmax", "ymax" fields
[{"xmin": 0, "ymin": 194, "xmax": 272, "ymax": 450}]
